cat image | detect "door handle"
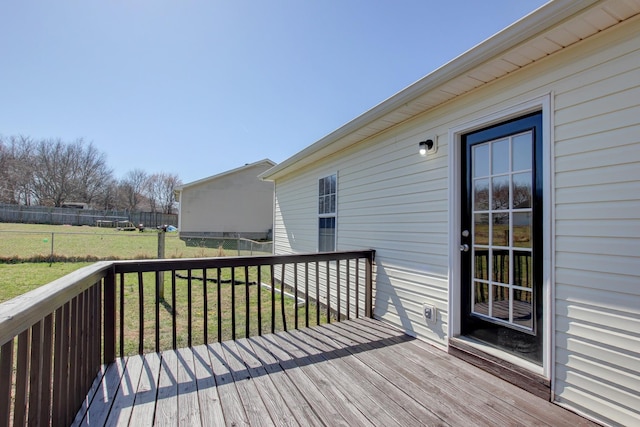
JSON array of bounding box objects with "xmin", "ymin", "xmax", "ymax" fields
[{"xmin": 460, "ymin": 244, "xmax": 469, "ymax": 252}]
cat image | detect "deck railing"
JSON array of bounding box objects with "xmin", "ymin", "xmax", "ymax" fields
[{"xmin": 0, "ymin": 250, "xmax": 375, "ymax": 427}]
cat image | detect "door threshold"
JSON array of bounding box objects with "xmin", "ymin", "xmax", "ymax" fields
[{"xmin": 448, "ymin": 336, "xmax": 550, "ymax": 400}]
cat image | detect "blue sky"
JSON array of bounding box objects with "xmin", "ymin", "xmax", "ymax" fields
[{"xmin": 1, "ymin": 0, "xmax": 548, "ymax": 184}]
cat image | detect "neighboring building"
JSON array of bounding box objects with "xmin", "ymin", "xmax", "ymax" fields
[
  {"xmin": 260, "ymin": 1, "xmax": 640, "ymax": 426},
  {"xmin": 175, "ymin": 159, "xmax": 275, "ymax": 241}
]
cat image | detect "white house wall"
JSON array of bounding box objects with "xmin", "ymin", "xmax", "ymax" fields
[
  {"xmin": 180, "ymin": 163, "xmax": 274, "ymax": 237},
  {"xmin": 272, "ymin": 14, "xmax": 640, "ymax": 426}
]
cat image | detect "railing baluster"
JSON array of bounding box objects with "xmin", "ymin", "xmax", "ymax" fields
[
  {"xmin": 257, "ymin": 265, "xmax": 262, "ymax": 336},
  {"xmin": 104, "ymin": 267, "xmax": 116, "ymax": 364},
  {"xmin": 94, "ymin": 282, "xmax": 100, "ymax": 368},
  {"xmin": 305, "ymin": 263, "xmax": 309, "ymax": 328},
  {"xmin": 188, "ymin": 269, "xmax": 193, "ymax": 347},
  {"xmin": 270, "ymin": 265, "xmax": 275, "ymax": 334},
  {"xmin": 29, "ymin": 320, "xmax": 43, "ymax": 424},
  {"xmin": 41, "ymin": 313, "xmax": 54, "ymax": 422},
  {"xmin": 14, "ymin": 329, "xmax": 30, "ymax": 426},
  {"xmin": 355, "ymin": 258, "xmax": 360, "ymax": 318},
  {"xmin": 68, "ymin": 296, "xmax": 78, "ymax": 419},
  {"xmin": 203, "ymin": 268, "xmax": 208, "ymax": 344},
  {"xmin": 336, "ymin": 260, "xmax": 341, "ymax": 321},
  {"xmin": 231, "ymin": 267, "xmax": 236, "ymax": 341},
  {"xmin": 294, "ymin": 263, "xmax": 298, "ymax": 329},
  {"xmin": 280, "ymin": 264, "xmax": 287, "ymax": 331},
  {"xmin": 0, "ymin": 339, "xmax": 14, "ymax": 427},
  {"xmin": 52, "ymin": 305, "xmax": 65, "ymax": 424},
  {"xmin": 365, "ymin": 253, "xmax": 373, "ymax": 318},
  {"xmin": 217, "ymin": 268, "xmax": 222, "ymax": 342},
  {"xmin": 138, "ymin": 271, "xmax": 144, "ymax": 355},
  {"xmin": 245, "ymin": 265, "xmax": 250, "ymax": 338},
  {"xmin": 346, "ymin": 259, "xmax": 350, "ymax": 320},
  {"xmin": 155, "ymin": 271, "xmax": 161, "ymax": 353},
  {"xmin": 315, "ymin": 261, "xmax": 320, "ymax": 326},
  {"xmin": 119, "ymin": 272, "xmax": 125, "ymax": 358},
  {"xmin": 172, "ymin": 270, "xmax": 177, "ymax": 349},
  {"xmin": 326, "ymin": 261, "xmax": 331, "ymax": 323}
]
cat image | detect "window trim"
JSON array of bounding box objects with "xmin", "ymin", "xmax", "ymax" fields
[{"xmin": 318, "ymin": 172, "xmax": 337, "ymax": 252}]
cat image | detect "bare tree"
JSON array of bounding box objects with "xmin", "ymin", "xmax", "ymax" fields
[
  {"xmin": 31, "ymin": 138, "xmax": 113, "ymax": 207},
  {"xmin": 119, "ymin": 169, "xmax": 148, "ymax": 211},
  {"xmin": 145, "ymin": 172, "xmax": 181, "ymax": 214},
  {"xmin": 0, "ymin": 136, "xmax": 35, "ymax": 205}
]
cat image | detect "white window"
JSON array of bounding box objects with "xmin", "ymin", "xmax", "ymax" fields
[{"xmin": 318, "ymin": 174, "xmax": 336, "ymax": 252}]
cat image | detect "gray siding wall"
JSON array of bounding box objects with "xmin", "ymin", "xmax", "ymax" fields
[{"xmin": 180, "ymin": 163, "xmax": 274, "ymax": 238}]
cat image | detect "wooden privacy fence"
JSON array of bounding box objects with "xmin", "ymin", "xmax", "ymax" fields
[{"xmin": 0, "ymin": 250, "xmax": 375, "ymax": 427}]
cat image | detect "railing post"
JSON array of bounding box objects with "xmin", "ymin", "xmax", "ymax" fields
[
  {"xmin": 365, "ymin": 251, "xmax": 375, "ymax": 318},
  {"xmin": 103, "ymin": 266, "xmax": 116, "ymax": 364}
]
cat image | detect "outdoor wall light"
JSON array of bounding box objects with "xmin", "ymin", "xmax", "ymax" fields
[{"xmin": 419, "ymin": 139, "xmax": 434, "ymax": 156}]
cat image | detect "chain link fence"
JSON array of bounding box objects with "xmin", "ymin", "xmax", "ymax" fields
[
  {"xmin": 179, "ymin": 235, "xmax": 273, "ymax": 256},
  {"xmin": 0, "ymin": 229, "xmax": 272, "ymax": 262},
  {"xmin": 0, "ymin": 203, "xmax": 177, "ymax": 228}
]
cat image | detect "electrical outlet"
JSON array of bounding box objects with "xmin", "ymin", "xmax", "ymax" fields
[{"xmin": 423, "ymin": 303, "xmax": 437, "ymax": 323}]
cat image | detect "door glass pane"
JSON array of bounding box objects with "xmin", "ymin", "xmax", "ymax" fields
[
  {"xmin": 491, "ymin": 213, "xmax": 509, "ymax": 246},
  {"xmin": 474, "ymin": 249, "xmax": 489, "ymax": 280},
  {"xmin": 492, "ymin": 138, "xmax": 509, "ymax": 174},
  {"xmin": 513, "ymin": 289, "xmax": 533, "ymax": 329},
  {"xmin": 473, "ymin": 282, "xmax": 489, "ymax": 316},
  {"xmin": 492, "ymin": 175, "xmax": 510, "ymax": 210},
  {"xmin": 492, "ymin": 249, "xmax": 509, "ymax": 284},
  {"xmin": 512, "ymin": 133, "xmax": 532, "ymax": 172},
  {"xmin": 513, "ymin": 212, "xmax": 532, "ymax": 248},
  {"xmin": 474, "ymin": 178, "xmax": 490, "ymax": 210},
  {"xmin": 512, "ymin": 173, "xmax": 531, "ymax": 209},
  {"xmin": 473, "ymin": 144, "xmax": 489, "ymax": 177},
  {"xmin": 491, "ymin": 285, "xmax": 510, "ymax": 321},
  {"xmin": 514, "ymin": 251, "xmax": 532, "ymax": 288},
  {"xmin": 474, "ymin": 213, "xmax": 489, "ymax": 245}
]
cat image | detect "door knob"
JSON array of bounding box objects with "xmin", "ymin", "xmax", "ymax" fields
[{"xmin": 460, "ymin": 244, "xmax": 469, "ymax": 252}]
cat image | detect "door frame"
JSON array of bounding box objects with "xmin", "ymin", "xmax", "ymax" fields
[{"xmin": 448, "ymin": 94, "xmax": 554, "ymax": 380}]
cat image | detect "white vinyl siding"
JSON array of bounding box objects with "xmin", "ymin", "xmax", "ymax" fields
[
  {"xmin": 549, "ymin": 19, "xmax": 640, "ymax": 426},
  {"xmin": 271, "ymin": 11, "xmax": 640, "ymax": 426}
]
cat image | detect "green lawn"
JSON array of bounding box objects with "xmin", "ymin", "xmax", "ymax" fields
[
  {"xmin": 0, "ymin": 222, "xmax": 238, "ymax": 262},
  {"xmin": 0, "ymin": 223, "xmax": 327, "ymax": 356},
  {"xmin": 0, "ymin": 262, "xmax": 93, "ymax": 303}
]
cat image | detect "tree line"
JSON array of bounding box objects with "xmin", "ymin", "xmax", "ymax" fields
[{"xmin": 0, "ymin": 135, "xmax": 181, "ymax": 213}]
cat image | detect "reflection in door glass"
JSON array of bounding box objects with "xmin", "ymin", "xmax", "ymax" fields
[
  {"xmin": 474, "ymin": 213, "xmax": 489, "ymax": 246},
  {"xmin": 514, "ymin": 251, "xmax": 532, "ymax": 288},
  {"xmin": 492, "ymin": 138, "xmax": 509, "ymax": 174},
  {"xmin": 492, "ymin": 175, "xmax": 510, "ymax": 210},
  {"xmin": 491, "ymin": 213, "xmax": 509, "ymax": 246},
  {"xmin": 492, "ymin": 285, "xmax": 510, "ymax": 321},
  {"xmin": 512, "ymin": 133, "xmax": 532, "ymax": 172},
  {"xmin": 491, "ymin": 249, "xmax": 510, "ymax": 285},
  {"xmin": 469, "ymin": 130, "xmax": 535, "ymax": 333},
  {"xmin": 473, "ymin": 282, "xmax": 489, "ymax": 316},
  {"xmin": 473, "ymin": 144, "xmax": 490, "ymax": 177},
  {"xmin": 512, "ymin": 173, "xmax": 532, "ymax": 208},
  {"xmin": 474, "ymin": 178, "xmax": 490, "ymax": 210},
  {"xmin": 513, "ymin": 212, "xmax": 532, "ymax": 248},
  {"xmin": 513, "ymin": 289, "xmax": 533, "ymax": 329}
]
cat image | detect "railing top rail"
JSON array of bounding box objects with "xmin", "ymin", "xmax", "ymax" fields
[
  {"xmin": 0, "ymin": 261, "xmax": 112, "ymax": 347},
  {"xmin": 112, "ymin": 249, "xmax": 376, "ymax": 273}
]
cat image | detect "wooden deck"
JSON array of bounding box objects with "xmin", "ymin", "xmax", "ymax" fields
[{"xmin": 72, "ymin": 319, "xmax": 597, "ymax": 426}]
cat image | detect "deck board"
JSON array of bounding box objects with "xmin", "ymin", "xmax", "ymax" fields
[{"xmin": 75, "ymin": 319, "xmax": 599, "ymax": 426}]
